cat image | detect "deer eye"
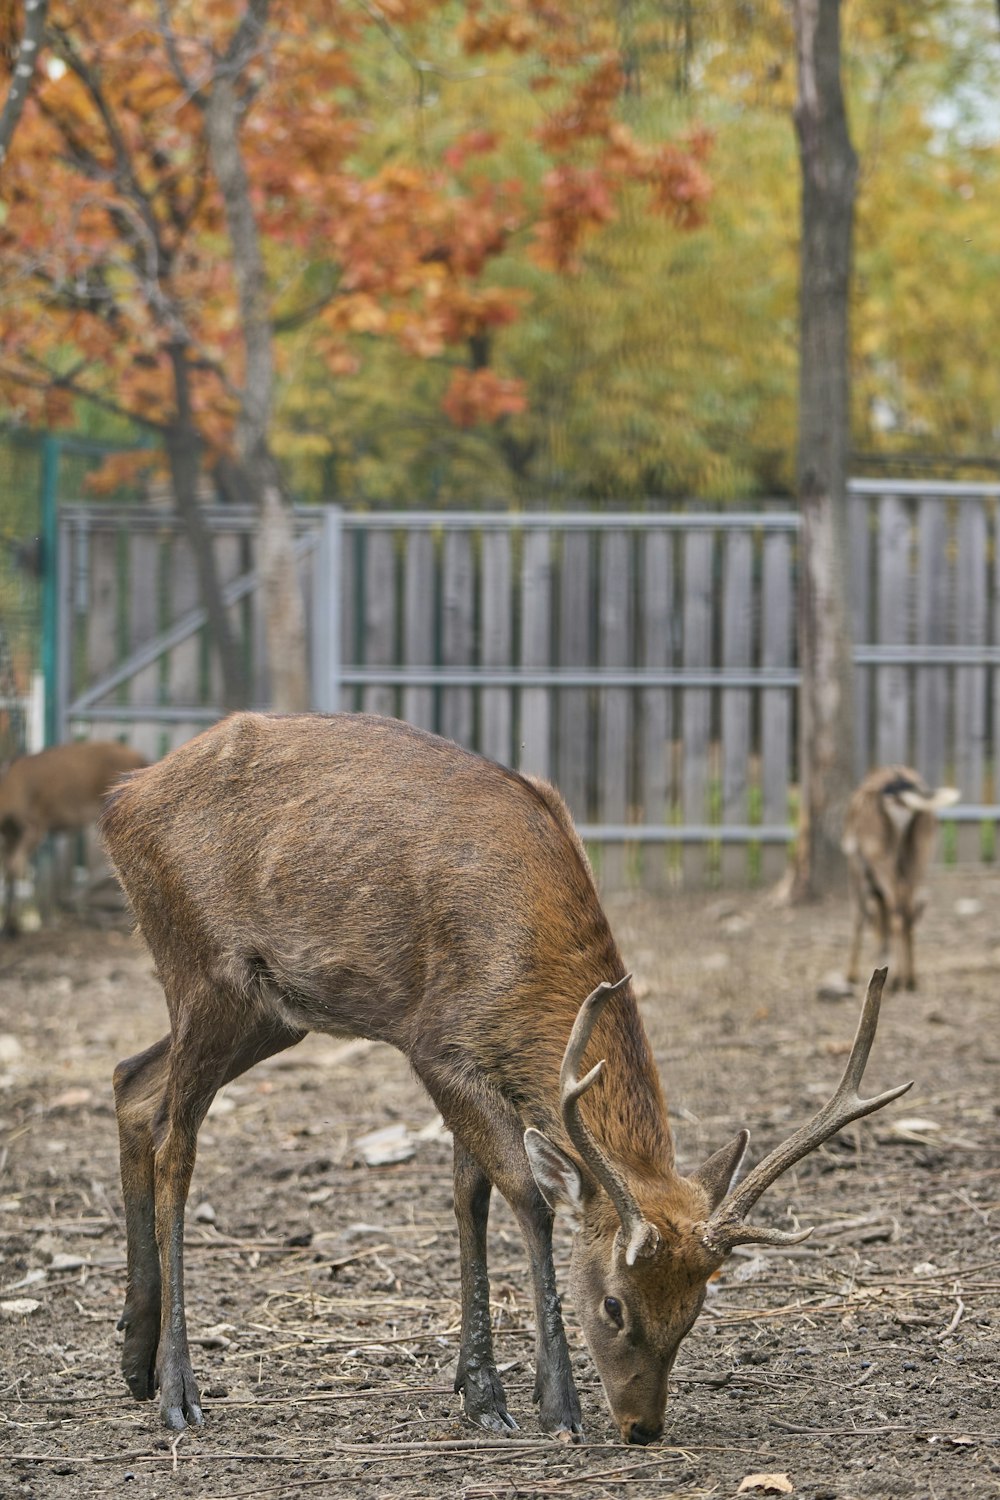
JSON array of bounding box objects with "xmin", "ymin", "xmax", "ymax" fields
[{"xmin": 603, "ymin": 1296, "xmax": 624, "ymax": 1328}]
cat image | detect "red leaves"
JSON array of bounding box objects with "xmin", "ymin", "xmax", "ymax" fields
[
  {"xmin": 648, "ymin": 149, "xmax": 712, "ymax": 227},
  {"xmin": 536, "ymin": 58, "xmax": 623, "ymax": 153},
  {"xmin": 534, "ymin": 165, "xmax": 615, "ymax": 271},
  {"xmin": 442, "ymin": 367, "xmax": 527, "ymax": 428},
  {"xmin": 443, "ymin": 130, "xmax": 500, "ymax": 171}
]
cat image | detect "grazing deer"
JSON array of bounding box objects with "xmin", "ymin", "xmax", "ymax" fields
[
  {"xmin": 843, "ymin": 765, "xmax": 959, "ymax": 992},
  {"xmin": 103, "ymin": 713, "xmax": 910, "ymax": 1443},
  {"xmin": 0, "ymin": 739, "xmax": 147, "ymax": 935}
]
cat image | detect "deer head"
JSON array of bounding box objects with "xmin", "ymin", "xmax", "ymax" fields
[{"xmin": 525, "ymin": 968, "xmax": 909, "ymax": 1444}]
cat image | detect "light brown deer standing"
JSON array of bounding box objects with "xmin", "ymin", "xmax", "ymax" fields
[
  {"xmin": 843, "ymin": 765, "xmax": 959, "ymax": 991},
  {"xmin": 0, "ymin": 739, "xmax": 147, "ymax": 935},
  {"xmin": 102, "ymin": 713, "xmax": 910, "ymax": 1443}
]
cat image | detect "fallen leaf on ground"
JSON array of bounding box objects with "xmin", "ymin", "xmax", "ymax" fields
[
  {"xmin": 737, "ymin": 1474, "xmax": 794, "ymax": 1495},
  {"xmin": 354, "ymin": 1123, "xmax": 416, "ymax": 1166},
  {"xmin": 1, "ymin": 1298, "xmax": 42, "ymax": 1318},
  {"xmin": 892, "ymin": 1117, "xmax": 940, "ymax": 1135},
  {"xmin": 50, "ymin": 1087, "xmax": 93, "ymax": 1109}
]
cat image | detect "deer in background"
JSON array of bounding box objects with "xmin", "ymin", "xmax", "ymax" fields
[
  {"xmin": 0, "ymin": 739, "xmax": 147, "ymax": 935},
  {"xmin": 843, "ymin": 765, "xmax": 959, "ymax": 992},
  {"xmin": 103, "ymin": 713, "xmax": 910, "ymax": 1443}
]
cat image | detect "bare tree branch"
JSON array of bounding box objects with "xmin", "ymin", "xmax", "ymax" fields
[{"xmin": 0, "ymin": 351, "xmax": 167, "ymax": 431}]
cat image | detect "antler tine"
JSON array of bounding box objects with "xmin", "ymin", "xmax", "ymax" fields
[
  {"xmin": 701, "ymin": 967, "xmax": 913, "ymax": 1257},
  {"xmin": 560, "ymin": 976, "xmax": 660, "ymax": 1263}
]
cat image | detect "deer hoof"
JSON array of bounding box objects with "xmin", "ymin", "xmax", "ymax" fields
[
  {"xmin": 157, "ymin": 1361, "xmax": 204, "ymax": 1429},
  {"xmin": 161, "ymin": 1395, "xmax": 203, "ymax": 1430},
  {"xmin": 458, "ymin": 1362, "xmax": 518, "ymax": 1434},
  {"xmin": 163, "ymin": 1402, "xmax": 203, "ymax": 1431},
  {"xmin": 472, "ymin": 1405, "xmax": 519, "ymax": 1435},
  {"xmin": 543, "ymin": 1417, "xmax": 584, "ymax": 1443},
  {"xmin": 536, "ymin": 1392, "xmax": 584, "ymax": 1442}
]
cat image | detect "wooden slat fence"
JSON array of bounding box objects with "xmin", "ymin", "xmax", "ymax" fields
[
  {"xmin": 59, "ymin": 482, "xmax": 1000, "ymax": 890},
  {"xmin": 849, "ymin": 481, "xmax": 1000, "ymax": 862}
]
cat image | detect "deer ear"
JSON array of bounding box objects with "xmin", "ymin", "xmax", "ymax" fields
[
  {"xmin": 689, "ymin": 1129, "xmax": 750, "ymax": 1211},
  {"xmin": 524, "ymin": 1128, "xmax": 586, "ymax": 1230}
]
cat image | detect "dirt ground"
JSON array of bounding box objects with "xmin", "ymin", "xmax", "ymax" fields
[{"xmin": 0, "ymin": 868, "xmax": 997, "ymax": 1500}]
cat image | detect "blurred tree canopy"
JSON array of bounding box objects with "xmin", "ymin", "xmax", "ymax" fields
[{"xmin": 0, "ymin": 0, "xmax": 997, "ymax": 506}]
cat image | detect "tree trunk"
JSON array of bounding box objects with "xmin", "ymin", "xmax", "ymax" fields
[
  {"xmin": 0, "ymin": 0, "xmax": 48, "ymax": 170},
  {"xmin": 259, "ymin": 483, "xmax": 310, "ymax": 712},
  {"xmin": 791, "ymin": 0, "xmax": 858, "ymax": 901},
  {"xmin": 202, "ymin": 6, "xmax": 310, "ymax": 712},
  {"xmin": 166, "ymin": 345, "xmax": 250, "ymax": 710}
]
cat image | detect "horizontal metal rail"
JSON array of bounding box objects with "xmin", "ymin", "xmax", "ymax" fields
[
  {"xmin": 60, "ymin": 503, "xmax": 801, "ymax": 532},
  {"xmin": 334, "ymin": 510, "xmax": 801, "ymax": 531},
  {"xmin": 855, "ymin": 646, "xmax": 1000, "ymax": 666},
  {"xmin": 69, "ymin": 705, "xmax": 222, "ymax": 723},
  {"xmin": 337, "ymin": 667, "xmax": 800, "ymax": 689},
  {"xmin": 577, "ymin": 824, "xmax": 794, "ymax": 843},
  {"xmin": 848, "ymin": 478, "xmax": 1000, "ymax": 499}
]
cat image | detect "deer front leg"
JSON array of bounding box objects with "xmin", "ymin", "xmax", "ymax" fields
[
  {"xmin": 418, "ymin": 1055, "xmax": 583, "ymax": 1440},
  {"xmin": 452, "ymin": 1140, "xmax": 517, "ymax": 1434},
  {"xmin": 510, "ymin": 1192, "xmax": 583, "ymax": 1439},
  {"xmin": 845, "ymin": 873, "xmax": 865, "ymax": 984},
  {"xmin": 898, "ymin": 893, "xmax": 923, "ymax": 990},
  {"xmin": 2, "ymin": 863, "xmax": 15, "ymax": 937}
]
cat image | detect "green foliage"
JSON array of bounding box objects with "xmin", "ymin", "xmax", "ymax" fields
[{"xmin": 275, "ymin": 0, "xmax": 1000, "ymax": 505}]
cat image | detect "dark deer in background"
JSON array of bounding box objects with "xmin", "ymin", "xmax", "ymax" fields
[
  {"xmin": 0, "ymin": 739, "xmax": 147, "ymax": 935},
  {"xmin": 843, "ymin": 765, "xmax": 959, "ymax": 991},
  {"xmin": 103, "ymin": 713, "xmax": 911, "ymax": 1443}
]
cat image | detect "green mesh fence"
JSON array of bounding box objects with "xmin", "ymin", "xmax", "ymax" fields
[
  {"xmin": 0, "ymin": 433, "xmax": 43, "ymax": 761},
  {"xmin": 0, "ymin": 431, "xmax": 151, "ymax": 755}
]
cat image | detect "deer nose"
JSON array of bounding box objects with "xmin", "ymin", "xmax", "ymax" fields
[{"xmin": 626, "ymin": 1420, "xmax": 662, "ymax": 1446}]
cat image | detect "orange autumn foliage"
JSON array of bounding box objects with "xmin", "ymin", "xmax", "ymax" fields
[{"xmin": 0, "ymin": 0, "xmax": 711, "ymax": 451}]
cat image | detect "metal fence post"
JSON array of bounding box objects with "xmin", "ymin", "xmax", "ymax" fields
[{"xmin": 311, "ymin": 505, "xmax": 343, "ymax": 713}]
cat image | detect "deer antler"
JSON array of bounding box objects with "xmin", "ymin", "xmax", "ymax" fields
[
  {"xmin": 700, "ymin": 967, "xmax": 912, "ymax": 1257},
  {"xmin": 561, "ymin": 976, "xmax": 661, "ymax": 1264}
]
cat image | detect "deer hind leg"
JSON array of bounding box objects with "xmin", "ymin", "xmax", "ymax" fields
[
  {"xmin": 1, "ymin": 820, "xmax": 36, "ymax": 936},
  {"xmin": 113, "ymin": 1035, "xmax": 172, "ymax": 1403},
  {"xmin": 452, "ymin": 1139, "xmax": 517, "ymax": 1434},
  {"xmin": 415, "ymin": 1052, "xmax": 582, "ymax": 1440},
  {"xmin": 115, "ymin": 996, "xmax": 304, "ymax": 1429}
]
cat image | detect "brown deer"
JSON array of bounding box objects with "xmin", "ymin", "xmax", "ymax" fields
[
  {"xmin": 843, "ymin": 765, "xmax": 959, "ymax": 992},
  {"xmin": 102, "ymin": 713, "xmax": 910, "ymax": 1443},
  {"xmin": 0, "ymin": 739, "xmax": 147, "ymax": 935}
]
